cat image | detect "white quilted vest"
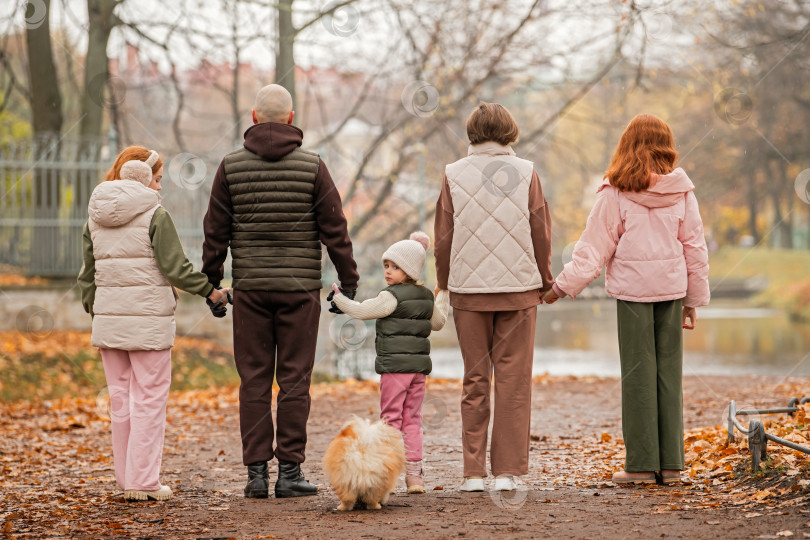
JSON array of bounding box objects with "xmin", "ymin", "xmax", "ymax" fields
[
  {"xmin": 87, "ymin": 180, "xmax": 177, "ymax": 350},
  {"xmin": 445, "ymin": 142, "xmax": 544, "ymax": 294}
]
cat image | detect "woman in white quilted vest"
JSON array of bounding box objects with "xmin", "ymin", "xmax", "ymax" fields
[
  {"xmin": 434, "ymin": 103, "xmax": 554, "ymax": 492},
  {"xmin": 77, "ymin": 146, "xmax": 229, "ymax": 501}
]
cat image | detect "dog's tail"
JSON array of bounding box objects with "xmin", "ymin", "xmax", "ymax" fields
[
  {"xmin": 333, "ymin": 416, "xmax": 405, "ymax": 460},
  {"xmin": 347, "ymin": 416, "xmax": 383, "ymax": 448}
]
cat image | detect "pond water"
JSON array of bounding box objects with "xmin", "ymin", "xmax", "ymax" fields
[{"xmin": 327, "ymin": 299, "xmax": 810, "ymax": 380}]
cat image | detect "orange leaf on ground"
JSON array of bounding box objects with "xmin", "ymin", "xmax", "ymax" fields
[{"xmin": 753, "ymin": 490, "xmax": 772, "ymax": 501}]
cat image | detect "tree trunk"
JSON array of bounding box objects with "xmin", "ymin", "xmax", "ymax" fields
[
  {"xmin": 779, "ymin": 161, "xmax": 797, "ymax": 249},
  {"xmin": 276, "ymin": 0, "xmax": 297, "ymax": 117},
  {"xmin": 231, "ymin": 9, "xmax": 241, "ymax": 147},
  {"xmin": 232, "ymin": 50, "xmax": 241, "ymax": 146},
  {"xmin": 767, "ymin": 172, "xmax": 783, "ymax": 248},
  {"xmin": 81, "ymin": 0, "xmax": 118, "ymax": 145},
  {"xmin": 25, "ymin": 0, "xmax": 63, "ymax": 275},
  {"xmin": 746, "ymin": 169, "xmax": 759, "ymax": 245},
  {"xmin": 768, "ymin": 160, "xmax": 793, "ymax": 249},
  {"xmin": 25, "ymin": 0, "xmax": 62, "ymax": 135},
  {"xmin": 806, "ymin": 208, "xmax": 810, "ymax": 250}
]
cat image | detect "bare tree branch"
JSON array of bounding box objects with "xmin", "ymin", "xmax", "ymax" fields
[{"xmin": 294, "ymin": 0, "xmax": 359, "ymax": 35}]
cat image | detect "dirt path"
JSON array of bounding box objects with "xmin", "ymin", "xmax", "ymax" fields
[{"xmin": 2, "ymin": 375, "xmax": 809, "ymax": 539}]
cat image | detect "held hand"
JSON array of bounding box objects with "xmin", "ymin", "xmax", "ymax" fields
[
  {"xmin": 542, "ymin": 288, "xmax": 560, "ymax": 305},
  {"xmin": 682, "ymin": 306, "xmax": 697, "ymax": 330},
  {"xmin": 209, "ymin": 287, "xmax": 230, "ymax": 305},
  {"xmin": 327, "ymin": 284, "xmax": 355, "ymax": 314},
  {"xmin": 206, "ymin": 286, "xmax": 230, "ymax": 318}
]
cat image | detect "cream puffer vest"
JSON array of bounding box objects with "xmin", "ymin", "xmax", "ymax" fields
[
  {"xmin": 87, "ymin": 179, "xmax": 176, "ymax": 350},
  {"xmin": 445, "ymin": 142, "xmax": 544, "ymax": 294}
]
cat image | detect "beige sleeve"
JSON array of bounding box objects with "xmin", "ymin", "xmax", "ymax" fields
[
  {"xmin": 333, "ymin": 290, "xmax": 397, "ymax": 320},
  {"xmin": 430, "ymin": 290, "xmax": 450, "ymax": 331}
]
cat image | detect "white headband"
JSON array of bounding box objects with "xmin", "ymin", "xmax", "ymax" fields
[{"xmin": 145, "ymin": 150, "xmax": 159, "ymax": 167}]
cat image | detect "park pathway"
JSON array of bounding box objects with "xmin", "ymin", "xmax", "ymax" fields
[{"xmin": 1, "ymin": 374, "xmax": 808, "ymax": 538}]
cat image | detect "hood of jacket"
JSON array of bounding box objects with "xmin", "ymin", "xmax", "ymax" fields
[
  {"xmin": 243, "ymin": 121, "xmax": 303, "ymax": 161},
  {"xmin": 598, "ymin": 167, "xmax": 695, "ymax": 208},
  {"xmin": 88, "ymin": 179, "xmax": 161, "ymax": 228}
]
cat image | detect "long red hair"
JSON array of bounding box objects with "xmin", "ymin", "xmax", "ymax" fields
[
  {"xmin": 103, "ymin": 146, "xmax": 163, "ymax": 181},
  {"xmin": 605, "ymin": 114, "xmax": 678, "ymax": 192}
]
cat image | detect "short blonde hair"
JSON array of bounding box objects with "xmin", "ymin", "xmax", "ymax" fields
[
  {"xmin": 466, "ymin": 102, "xmax": 519, "ymax": 146},
  {"xmin": 401, "ymin": 275, "xmax": 424, "ymax": 286}
]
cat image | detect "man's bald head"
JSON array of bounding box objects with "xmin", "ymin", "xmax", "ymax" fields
[{"xmin": 253, "ymin": 84, "xmax": 294, "ymax": 124}]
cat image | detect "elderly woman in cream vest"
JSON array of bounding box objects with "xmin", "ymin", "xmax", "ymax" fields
[
  {"xmin": 78, "ymin": 146, "xmax": 229, "ymax": 501},
  {"xmin": 434, "ymin": 103, "xmax": 554, "ymax": 492}
]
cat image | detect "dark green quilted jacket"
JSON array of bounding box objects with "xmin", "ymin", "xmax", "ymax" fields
[
  {"xmin": 223, "ymin": 146, "xmax": 321, "ymax": 291},
  {"xmin": 375, "ymin": 284, "xmax": 435, "ymax": 375}
]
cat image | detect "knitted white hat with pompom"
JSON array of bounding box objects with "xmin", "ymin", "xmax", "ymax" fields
[
  {"xmin": 381, "ymin": 231, "xmax": 431, "ymax": 281},
  {"xmin": 119, "ymin": 150, "xmax": 159, "ymax": 187}
]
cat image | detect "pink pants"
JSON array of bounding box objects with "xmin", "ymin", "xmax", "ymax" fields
[
  {"xmin": 100, "ymin": 348, "xmax": 172, "ymax": 491},
  {"xmin": 379, "ymin": 373, "xmax": 426, "ymax": 462}
]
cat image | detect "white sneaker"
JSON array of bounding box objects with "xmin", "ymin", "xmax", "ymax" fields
[
  {"xmin": 459, "ymin": 477, "xmax": 485, "ymax": 492},
  {"xmin": 124, "ymin": 485, "xmax": 173, "ymax": 501},
  {"xmin": 494, "ymin": 476, "xmax": 516, "ymax": 491}
]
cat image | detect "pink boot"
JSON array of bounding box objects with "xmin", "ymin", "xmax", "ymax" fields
[{"xmin": 405, "ymin": 460, "xmax": 426, "ymax": 494}]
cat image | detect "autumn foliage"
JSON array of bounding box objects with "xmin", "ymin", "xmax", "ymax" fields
[
  {"xmin": 1, "ymin": 335, "xmax": 808, "ymax": 536},
  {"xmin": 0, "ymin": 330, "xmax": 238, "ymax": 402}
]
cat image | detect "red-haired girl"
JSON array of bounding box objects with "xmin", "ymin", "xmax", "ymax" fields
[
  {"xmin": 78, "ymin": 146, "xmax": 229, "ymax": 500},
  {"xmin": 543, "ymin": 114, "xmax": 710, "ymax": 485}
]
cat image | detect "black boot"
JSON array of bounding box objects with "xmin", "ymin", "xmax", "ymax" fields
[
  {"xmin": 274, "ymin": 461, "xmax": 317, "ymax": 498},
  {"xmin": 244, "ymin": 461, "xmax": 269, "ymax": 498}
]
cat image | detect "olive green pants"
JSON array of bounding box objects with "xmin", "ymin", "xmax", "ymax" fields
[{"xmin": 617, "ymin": 299, "xmax": 684, "ymax": 472}]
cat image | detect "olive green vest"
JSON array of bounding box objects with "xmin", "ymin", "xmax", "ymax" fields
[
  {"xmin": 375, "ymin": 284, "xmax": 434, "ymax": 375},
  {"xmin": 223, "ymin": 146, "xmax": 322, "ymax": 291}
]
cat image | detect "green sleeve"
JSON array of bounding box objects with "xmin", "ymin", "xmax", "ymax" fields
[
  {"xmin": 149, "ymin": 208, "xmax": 215, "ymax": 298},
  {"xmin": 77, "ymin": 222, "xmax": 96, "ymax": 316}
]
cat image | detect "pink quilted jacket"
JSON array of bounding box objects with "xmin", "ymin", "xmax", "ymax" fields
[{"xmin": 554, "ymin": 168, "xmax": 710, "ymax": 308}]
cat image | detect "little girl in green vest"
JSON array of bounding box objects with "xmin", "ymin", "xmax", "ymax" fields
[{"xmin": 330, "ymin": 232, "xmax": 449, "ymax": 493}]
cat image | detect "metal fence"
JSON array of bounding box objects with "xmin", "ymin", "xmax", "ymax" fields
[
  {"xmin": 0, "ymin": 135, "xmax": 219, "ymax": 278},
  {"xmin": 0, "ymin": 135, "xmax": 108, "ymax": 276},
  {"xmin": 727, "ymin": 397, "xmax": 810, "ymax": 471}
]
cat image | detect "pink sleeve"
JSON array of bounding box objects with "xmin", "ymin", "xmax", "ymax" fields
[
  {"xmin": 679, "ymin": 191, "xmax": 710, "ymax": 308},
  {"xmin": 554, "ymin": 188, "xmax": 622, "ymax": 299}
]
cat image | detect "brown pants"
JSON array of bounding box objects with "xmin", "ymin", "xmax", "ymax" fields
[
  {"xmin": 453, "ymin": 307, "xmax": 536, "ymax": 477},
  {"xmin": 232, "ymin": 289, "xmax": 321, "ymax": 465}
]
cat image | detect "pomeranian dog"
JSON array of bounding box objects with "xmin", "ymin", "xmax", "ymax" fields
[{"xmin": 322, "ymin": 417, "xmax": 405, "ymax": 511}]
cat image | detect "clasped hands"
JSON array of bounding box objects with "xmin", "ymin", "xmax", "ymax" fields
[
  {"xmin": 206, "ymin": 286, "xmax": 232, "ymax": 318},
  {"xmin": 327, "ymin": 284, "xmax": 356, "ymax": 314}
]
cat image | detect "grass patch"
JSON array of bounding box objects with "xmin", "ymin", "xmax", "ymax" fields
[
  {"xmin": 709, "ymin": 248, "xmax": 810, "ymax": 320},
  {"xmin": 0, "ymin": 330, "xmax": 340, "ymax": 402},
  {"xmin": 0, "ymin": 347, "xmax": 240, "ymax": 403}
]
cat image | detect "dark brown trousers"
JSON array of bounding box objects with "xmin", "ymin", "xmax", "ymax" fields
[{"xmin": 232, "ymin": 289, "xmax": 321, "ymax": 465}]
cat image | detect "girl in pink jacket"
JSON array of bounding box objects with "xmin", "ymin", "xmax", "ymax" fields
[{"xmin": 543, "ymin": 114, "xmax": 709, "ymax": 485}]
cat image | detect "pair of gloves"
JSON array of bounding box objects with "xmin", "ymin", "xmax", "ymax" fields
[
  {"xmin": 205, "ymin": 286, "xmax": 356, "ymax": 316},
  {"xmin": 326, "ymin": 286, "xmax": 356, "ymax": 314},
  {"xmin": 206, "ymin": 286, "xmax": 233, "ymax": 318}
]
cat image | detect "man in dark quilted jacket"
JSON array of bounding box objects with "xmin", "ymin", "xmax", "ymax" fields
[{"xmin": 202, "ymin": 84, "xmax": 359, "ymax": 499}]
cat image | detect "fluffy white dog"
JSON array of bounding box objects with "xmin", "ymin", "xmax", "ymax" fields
[{"xmin": 322, "ymin": 417, "xmax": 406, "ymax": 511}]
